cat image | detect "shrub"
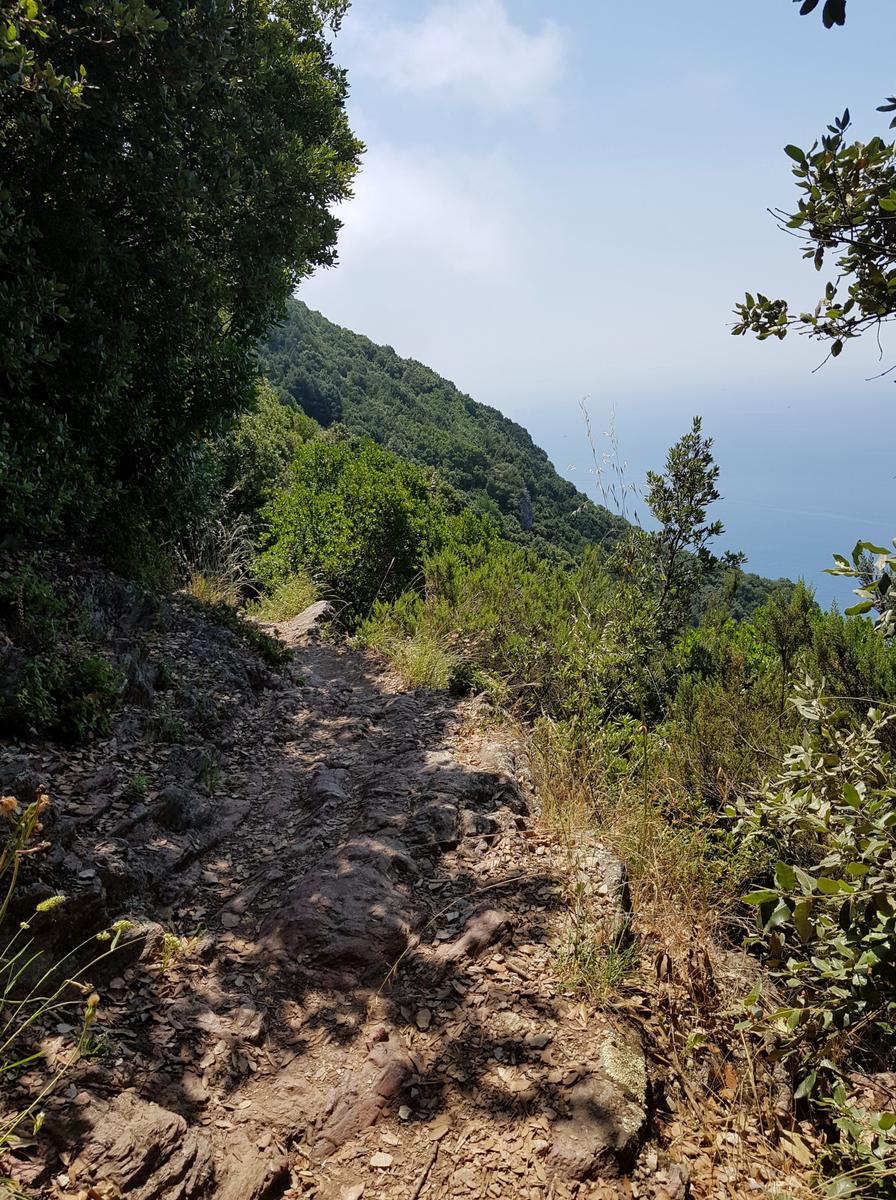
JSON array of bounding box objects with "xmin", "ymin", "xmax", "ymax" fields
[
  {"xmin": 185, "ymin": 572, "xmax": 241, "ymax": 609},
  {"xmin": 0, "ymin": 563, "xmax": 65, "ymax": 649},
  {"xmin": 828, "ymin": 538, "xmax": 896, "ymax": 641},
  {"xmin": 257, "ymin": 439, "xmax": 463, "ymax": 623},
  {"xmin": 381, "ymin": 631, "xmax": 458, "ymax": 691},
  {"xmin": 2, "ymin": 0, "xmax": 359, "ymax": 542},
  {"xmin": 807, "ymin": 609, "xmax": 896, "ymax": 737},
  {"xmin": 211, "ymin": 380, "xmax": 321, "ymax": 525},
  {"xmin": 816, "ymin": 1087, "xmax": 896, "ymax": 1198},
  {"xmin": 554, "ymin": 906, "xmax": 638, "ymax": 1006},
  {"xmin": 360, "ymin": 538, "xmax": 662, "ymax": 724},
  {"xmin": 734, "ymin": 679, "xmax": 896, "ymax": 1074},
  {"xmin": 2, "ymin": 649, "xmax": 122, "ymax": 742},
  {"xmin": 753, "ymin": 581, "xmax": 816, "ymax": 712},
  {"xmin": 0, "ymin": 562, "xmax": 124, "ymax": 741},
  {"xmin": 124, "ymin": 772, "xmax": 150, "ymax": 802}
]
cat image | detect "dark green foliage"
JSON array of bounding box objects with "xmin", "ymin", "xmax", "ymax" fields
[
  {"xmin": 5, "ymin": 650, "xmax": 123, "ymax": 742},
  {"xmin": 0, "ymin": 562, "xmax": 124, "ymax": 739},
  {"xmin": 663, "ymin": 618, "xmax": 786, "ymax": 806},
  {"xmin": 360, "ymin": 539, "xmax": 662, "ymax": 726},
  {"xmin": 259, "ymin": 300, "xmax": 630, "ymax": 561},
  {"xmin": 754, "ymin": 582, "xmax": 816, "ymax": 712},
  {"xmin": 610, "ymin": 417, "xmax": 745, "ymax": 642},
  {"xmin": 0, "ymin": 562, "xmax": 66, "ymax": 648},
  {"xmin": 210, "ymin": 379, "xmax": 322, "ymax": 527},
  {"xmin": 257, "ymin": 437, "xmax": 494, "ymax": 623},
  {"xmin": 1, "ymin": 0, "xmax": 360, "ymax": 542},
  {"xmin": 358, "ymin": 421, "xmax": 783, "ymax": 740},
  {"xmin": 809, "ymin": 607, "xmax": 896, "ymax": 729},
  {"xmin": 698, "ymin": 568, "xmax": 795, "ymax": 625},
  {"xmin": 184, "ymin": 597, "xmax": 291, "ymax": 667},
  {"xmin": 793, "ymin": 0, "xmax": 846, "ymax": 28}
]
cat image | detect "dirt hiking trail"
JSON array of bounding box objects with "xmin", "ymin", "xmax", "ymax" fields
[{"xmin": 1, "ymin": 584, "xmax": 684, "ymax": 1199}]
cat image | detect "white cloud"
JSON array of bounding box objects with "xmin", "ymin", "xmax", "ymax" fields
[
  {"xmin": 330, "ymin": 144, "xmax": 516, "ymax": 278},
  {"xmin": 352, "ymin": 0, "xmax": 565, "ymax": 111}
]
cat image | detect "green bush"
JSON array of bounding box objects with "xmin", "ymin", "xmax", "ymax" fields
[
  {"xmin": 0, "ymin": 563, "xmax": 123, "ymax": 740},
  {"xmin": 246, "ymin": 572, "xmax": 319, "ymax": 622},
  {"xmin": 0, "ymin": 563, "xmax": 66, "ymax": 649},
  {"xmin": 2, "ymin": 0, "xmax": 359, "ymax": 543},
  {"xmin": 257, "ymin": 438, "xmax": 474, "ymax": 623},
  {"xmin": 210, "ymin": 380, "xmax": 321, "ymax": 527},
  {"xmin": 660, "ymin": 616, "xmax": 785, "ymax": 805},
  {"xmin": 360, "ymin": 538, "xmax": 662, "ymax": 725},
  {"xmin": 3, "ymin": 649, "xmax": 122, "ymax": 742},
  {"xmin": 807, "ymin": 609, "xmax": 896, "ymax": 737},
  {"xmin": 734, "ymin": 680, "xmax": 896, "ymax": 1072}
]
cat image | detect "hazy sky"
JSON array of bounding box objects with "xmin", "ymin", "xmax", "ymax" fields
[{"xmin": 301, "ymin": 0, "xmax": 896, "ymax": 601}]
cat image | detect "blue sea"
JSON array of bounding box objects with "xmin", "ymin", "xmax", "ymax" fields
[{"xmin": 518, "ymin": 383, "xmax": 894, "ymax": 609}]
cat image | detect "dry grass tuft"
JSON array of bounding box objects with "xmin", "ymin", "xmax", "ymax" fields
[
  {"xmin": 184, "ymin": 570, "xmax": 241, "ymax": 607},
  {"xmin": 526, "ymin": 717, "xmax": 823, "ymax": 1200},
  {"xmin": 246, "ymin": 572, "xmax": 318, "ymax": 622},
  {"xmin": 178, "ymin": 517, "xmax": 253, "ymax": 608}
]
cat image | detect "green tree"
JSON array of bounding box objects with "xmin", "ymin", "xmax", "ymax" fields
[
  {"xmin": 614, "ymin": 418, "xmax": 743, "ymax": 638},
  {"xmin": 754, "ymin": 581, "xmax": 816, "ymax": 713},
  {"xmin": 257, "ymin": 439, "xmax": 457, "ymax": 621},
  {"xmin": 212, "ymin": 380, "xmax": 320, "ymax": 526},
  {"xmin": 0, "ymin": 0, "xmax": 361, "ymax": 539}
]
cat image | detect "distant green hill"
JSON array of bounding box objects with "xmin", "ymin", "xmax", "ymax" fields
[
  {"xmin": 259, "ymin": 299, "xmax": 629, "ymax": 560},
  {"xmin": 258, "ymin": 299, "xmax": 790, "ymax": 615}
]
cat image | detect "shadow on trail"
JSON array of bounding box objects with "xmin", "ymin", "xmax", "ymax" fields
[{"xmin": 2, "ymin": 628, "xmax": 577, "ymax": 1197}]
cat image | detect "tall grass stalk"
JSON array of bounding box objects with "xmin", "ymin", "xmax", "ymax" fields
[{"xmin": 0, "ymin": 794, "xmax": 136, "ymax": 1159}]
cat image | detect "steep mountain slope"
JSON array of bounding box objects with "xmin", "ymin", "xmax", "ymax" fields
[
  {"xmin": 259, "ymin": 300, "xmax": 790, "ymax": 616},
  {"xmin": 259, "ymin": 300, "xmax": 628, "ymax": 561}
]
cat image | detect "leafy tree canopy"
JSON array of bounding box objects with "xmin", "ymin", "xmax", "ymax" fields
[
  {"xmin": 0, "ymin": 0, "xmax": 361, "ymax": 538},
  {"xmin": 733, "ymin": 103, "xmax": 896, "ymax": 370},
  {"xmin": 611, "ymin": 417, "xmax": 746, "ymax": 639}
]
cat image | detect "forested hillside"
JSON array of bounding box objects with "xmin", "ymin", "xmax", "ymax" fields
[
  {"xmin": 260, "ymin": 300, "xmax": 788, "ymax": 613},
  {"xmin": 260, "ymin": 299, "xmax": 629, "ymax": 559}
]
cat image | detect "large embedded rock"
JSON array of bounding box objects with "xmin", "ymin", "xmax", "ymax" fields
[
  {"xmin": 547, "ymin": 1032, "xmax": 648, "ymax": 1180},
  {"xmin": 68, "ymin": 1090, "xmax": 214, "ymax": 1199},
  {"xmin": 573, "ymin": 843, "xmax": 632, "ymax": 945},
  {"xmin": 266, "ymin": 601, "xmax": 334, "ymax": 647},
  {"xmin": 263, "ymin": 835, "xmax": 421, "ymax": 982},
  {"xmin": 312, "ymin": 1027, "xmax": 413, "ymax": 1159}
]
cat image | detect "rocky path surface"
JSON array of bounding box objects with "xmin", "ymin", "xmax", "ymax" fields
[{"xmin": 1, "ymin": 593, "xmax": 673, "ymax": 1200}]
